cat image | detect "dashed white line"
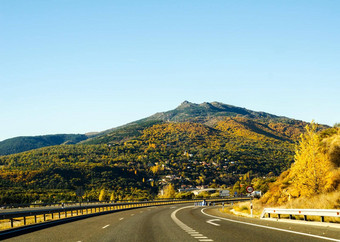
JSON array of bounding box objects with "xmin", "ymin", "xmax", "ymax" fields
[
  {"xmin": 102, "ymin": 224, "xmax": 110, "ymax": 229},
  {"xmin": 191, "ymin": 234, "xmax": 204, "ymax": 237},
  {"xmin": 171, "ymin": 206, "xmax": 214, "ymax": 242},
  {"xmin": 119, "ymin": 218, "xmax": 124, "ymax": 220}
]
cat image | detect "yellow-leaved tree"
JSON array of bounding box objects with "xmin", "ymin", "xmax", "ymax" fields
[
  {"xmin": 161, "ymin": 184, "xmax": 176, "ymax": 198},
  {"xmin": 260, "ymin": 122, "xmax": 340, "ymax": 206},
  {"xmin": 99, "ymin": 189, "xmax": 108, "ymax": 202},
  {"xmin": 290, "ymin": 122, "xmax": 334, "ymax": 197}
]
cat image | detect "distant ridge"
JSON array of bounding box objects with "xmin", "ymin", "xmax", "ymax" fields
[{"xmin": 0, "ymin": 134, "xmax": 88, "ymax": 156}]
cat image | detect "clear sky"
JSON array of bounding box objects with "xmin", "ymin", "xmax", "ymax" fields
[{"xmin": 1, "ymin": 0, "xmax": 339, "ymax": 141}]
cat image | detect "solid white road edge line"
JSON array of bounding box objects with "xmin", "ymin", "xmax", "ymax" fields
[{"xmin": 201, "ymin": 208, "xmax": 340, "ymax": 242}]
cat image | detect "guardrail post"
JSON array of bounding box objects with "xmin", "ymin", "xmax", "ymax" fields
[
  {"xmin": 268, "ymin": 213, "xmax": 271, "ymax": 218},
  {"xmin": 43, "ymin": 214, "xmax": 46, "ymax": 221},
  {"xmin": 303, "ymin": 215, "xmax": 307, "ymax": 221},
  {"xmin": 10, "ymin": 218, "xmax": 14, "ymax": 228},
  {"xmin": 59, "ymin": 212, "xmax": 61, "ymax": 218},
  {"xmin": 321, "ymin": 216, "xmax": 324, "ymax": 222},
  {"xmin": 52, "ymin": 213, "xmax": 54, "ymax": 219},
  {"xmin": 23, "ymin": 216, "xmax": 26, "ymax": 225}
]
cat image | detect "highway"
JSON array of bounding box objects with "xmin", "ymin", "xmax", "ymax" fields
[{"xmin": 4, "ymin": 204, "xmax": 340, "ymax": 242}]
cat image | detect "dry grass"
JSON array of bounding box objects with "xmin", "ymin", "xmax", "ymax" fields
[
  {"xmin": 222, "ymin": 192, "xmax": 340, "ymax": 223},
  {"xmin": 284, "ymin": 190, "xmax": 340, "ymax": 209},
  {"xmin": 260, "ymin": 191, "xmax": 340, "ymax": 222},
  {"xmin": 220, "ymin": 200, "xmax": 262, "ymax": 217}
]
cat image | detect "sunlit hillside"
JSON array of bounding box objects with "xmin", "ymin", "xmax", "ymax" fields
[{"xmin": 260, "ymin": 123, "xmax": 340, "ymax": 208}]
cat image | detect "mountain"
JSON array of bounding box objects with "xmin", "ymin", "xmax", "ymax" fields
[
  {"xmin": 1, "ymin": 101, "xmax": 311, "ymax": 153},
  {"xmin": 0, "ymin": 101, "xmax": 326, "ymax": 204},
  {"xmin": 0, "ymin": 134, "xmax": 89, "ymax": 156},
  {"xmin": 85, "ymin": 101, "xmax": 310, "ymax": 145}
]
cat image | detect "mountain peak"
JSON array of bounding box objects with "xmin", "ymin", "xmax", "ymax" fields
[
  {"xmin": 148, "ymin": 101, "xmax": 285, "ymax": 124},
  {"xmin": 177, "ymin": 100, "xmax": 196, "ymax": 109}
]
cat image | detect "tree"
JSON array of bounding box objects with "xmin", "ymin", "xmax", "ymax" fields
[
  {"xmin": 110, "ymin": 191, "xmax": 116, "ymax": 201},
  {"xmin": 99, "ymin": 189, "xmax": 108, "ymax": 202},
  {"xmin": 291, "ymin": 122, "xmax": 333, "ymax": 196},
  {"xmin": 162, "ymin": 184, "xmax": 176, "ymax": 198}
]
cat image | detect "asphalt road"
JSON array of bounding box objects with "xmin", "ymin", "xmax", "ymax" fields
[{"xmin": 4, "ymin": 204, "xmax": 340, "ymax": 242}]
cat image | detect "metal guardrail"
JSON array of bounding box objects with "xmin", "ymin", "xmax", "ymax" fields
[
  {"xmin": 261, "ymin": 208, "xmax": 340, "ymax": 222},
  {"xmin": 0, "ymin": 200, "xmax": 183, "ymax": 228},
  {"xmin": 0, "ymin": 197, "xmax": 248, "ymax": 232}
]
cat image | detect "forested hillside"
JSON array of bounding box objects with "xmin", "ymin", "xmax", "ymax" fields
[{"xmin": 0, "ymin": 121, "xmax": 297, "ymax": 203}]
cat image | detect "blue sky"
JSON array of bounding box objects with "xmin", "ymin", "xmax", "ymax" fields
[{"xmin": 1, "ymin": 0, "xmax": 339, "ymax": 141}]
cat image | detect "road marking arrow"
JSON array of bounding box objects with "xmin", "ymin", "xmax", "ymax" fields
[{"xmin": 206, "ymin": 219, "xmax": 221, "ymax": 226}]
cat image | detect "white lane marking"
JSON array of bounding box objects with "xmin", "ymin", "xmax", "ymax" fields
[
  {"xmin": 170, "ymin": 206, "xmax": 177, "ymax": 209},
  {"xmin": 102, "ymin": 224, "xmax": 110, "ymax": 229},
  {"xmin": 206, "ymin": 219, "xmax": 221, "ymax": 226},
  {"xmin": 171, "ymin": 206, "xmax": 214, "ymax": 242},
  {"xmin": 119, "ymin": 218, "xmax": 124, "ymax": 220},
  {"xmin": 131, "ymin": 214, "xmax": 135, "ymax": 216},
  {"xmin": 201, "ymin": 208, "xmax": 340, "ymax": 242}
]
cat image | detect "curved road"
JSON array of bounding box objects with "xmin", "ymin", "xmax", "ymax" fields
[{"xmin": 4, "ymin": 204, "xmax": 340, "ymax": 242}]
